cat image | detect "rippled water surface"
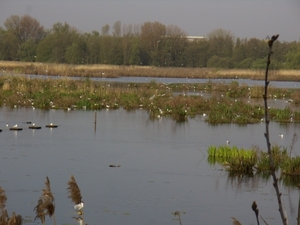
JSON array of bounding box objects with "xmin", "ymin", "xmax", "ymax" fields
[{"xmin": 0, "ymin": 107, "xmax": 300, "ymax": 225}]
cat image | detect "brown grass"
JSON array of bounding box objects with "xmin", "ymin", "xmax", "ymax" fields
[{"xmin": 1, "ymin": 61, "xmax": 300, "ymax": 81}]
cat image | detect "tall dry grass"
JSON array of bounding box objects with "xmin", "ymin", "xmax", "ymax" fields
[
  {"xmin": 34, "ymin": 176, "xmax": 56, "ymax": 225},
  {"xmin": 1, "ymin": 61, "xmax": 300, "ymax": 81},
  {"xmin": 0, "ymin": 187, "xmax": 22, "ymax": 225}
]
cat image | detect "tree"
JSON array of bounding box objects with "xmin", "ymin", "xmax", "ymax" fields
[
  {"xmin": 243, "ymin": 38, "xmax": 267, "ymax": 60},
  {"xmin": 285, "ymin": 42, "xmax": 300, "ymax": 69},
  {"xmin": 36, "ymin": 22, "xmax": 81, "ymax": 63},
  {"xmin": 84, "ymin": 31, "xmax": 101, "ymax": 64},
  {"xmin": 112, "ymin": 21, "xmax": 121, "ymax": 37},
  {"xmin": 17, "ymin": 39, "xmax": 37, "ymax": 61},
  {"xmin": 207, "ymin": 28, "xmax": 234, "ymax": 59},
  {"xmin": 122, "ymin": 23, "xmax": 140, "ymax": 37},
  {"xmin": 0, "ymin": 27, "xmax": 19, "ymax": 60},
  {"xmin": 4, "ymin": 14, "xmax": 45, "ymax": 44},
  {"xmin": 128, "ymin": 37, "xmax": 141, "ymax": 65},
  {"xmin": 140, "ymin": 21, "xmax": 166, "ymax": 65},
  {"xmin": 184, "ymin": 40, "xmax": 209, "ymax": 67},
  {"xmin": 232, "ymin": 38, "xmax": 246, "ymax": 66},
  {"xmin": 161, "ymin": 25, "xmax": 187, "ymax": 67},
  {"xmin": 99, "ymin": 36, "xmax": 112, "ymax": 64},
  {"xmin": 3, "ymin": 15, "xmax": 45, "ymax": 61},
  {"xmin": 65, "ymin": 43, "xmax": 82, "ymax": 64},
  {"xmin": 101, "ymin": 24, "xmax": 110, "ymax": 36},
  {"xmin": 207, "ymin": 55, "xmax": 232, "ymax": 68}
]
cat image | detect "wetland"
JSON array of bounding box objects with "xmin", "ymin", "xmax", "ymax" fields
[{"xmin": 0, "ymin": 66, "xmax": 300, "ymax": 224}]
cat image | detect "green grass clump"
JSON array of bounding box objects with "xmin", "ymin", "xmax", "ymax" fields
[
  {"xmin": 208, "ymin": 144, "xmax": 300, "ymax": 188},
  {"xmin": 207, "ymin": 145, "xmax": 257, "ymax": 160}
]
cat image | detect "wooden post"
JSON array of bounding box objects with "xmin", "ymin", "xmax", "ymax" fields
[
  {"xmin": 94, "ymin": 111, "xmax": 97, "ymax": 123},
  {"xmin": 94, "ymin": 111, "xmax": 97, "ymax": 133}
]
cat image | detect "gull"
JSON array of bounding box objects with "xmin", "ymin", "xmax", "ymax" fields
[
  {"xmin": 226, "ymin": 140, "xmax": 230, "ymax": 145},
  {"xmin": 279, "ymin": 134, "xmax": 283, "ymax": 138},
  {"xmin": 74, "ymin": 201, "xmax": 84, "ymax": 211},
  {"xmin": 13, "ymin": 124, "xmax": 18, "ymax": 128}
]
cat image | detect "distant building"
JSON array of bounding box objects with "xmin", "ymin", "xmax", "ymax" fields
[{"xmin": 185, "ymin": 36, "xmax": 206, "ymax": 42}]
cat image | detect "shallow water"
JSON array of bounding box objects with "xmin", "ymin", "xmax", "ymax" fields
[
  {"xmin": 0, "ymin": 107, "xmax": 300, "ymax": 225},
  {"xmin": 3, "ymin": 72, "xmax": 300, "ymax": 89}
]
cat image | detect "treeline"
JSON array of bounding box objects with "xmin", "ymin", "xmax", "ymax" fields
[{"xmin": 0, "ymin": 14, "xmax": 299, "ymax": 69}]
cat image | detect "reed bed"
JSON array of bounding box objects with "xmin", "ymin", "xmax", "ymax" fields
[
  {"xmin": 1, "ymin": 61, "xmax": 300, "ymax": 81},
  {"xmin": 0, "ymin": 75, "xmax": 299, "ymax": 124}
]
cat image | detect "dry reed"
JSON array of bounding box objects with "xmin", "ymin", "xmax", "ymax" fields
[
  {"xmin": 34, "ymin": 176, "xmax": 56, "ymax": 225},
  {"xmin": 0, "ymin": 187, "xmax": 22, "ymax": 225},
  {"xmin": 1, "ymin": 61, "xmax": 300, "ymax": 81},
  {"xmin": 67, "ymin": 175, "xmax": 83, "ymax": 209}
]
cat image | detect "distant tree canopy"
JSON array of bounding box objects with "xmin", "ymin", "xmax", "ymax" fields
[{"xmin": 0, "ymin": 14, "xmax": 299, "ymax": 69}]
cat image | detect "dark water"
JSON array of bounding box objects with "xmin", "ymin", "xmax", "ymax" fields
[{"xmin": 0, "ymin": 107, "xmax": 300, "ymax": 225}]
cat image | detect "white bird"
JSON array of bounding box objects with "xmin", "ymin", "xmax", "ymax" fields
[
  {"xmin": 74, "ymin": 201, "xmax": 84, "ymax": 211},
  {"xmin": 279, "ymin": 134, "xmax": 283, "ymax": 138},
  {"xmin": 32, "ymin": 123, "xmax": 35, "ymax": 126},
  {"xmin": 226, "ymin": 140, "xmax": 230, "ymax": 145},
  {"xmin": 13, "ymin": 124, "xmax": 18, "ymax": 128},
  {"xmin": 6, "ymin": 123, "xmax": 8, "ymax": 127}
]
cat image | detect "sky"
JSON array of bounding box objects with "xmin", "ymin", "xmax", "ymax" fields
[{"xmin": 0, "ymin": 0, "xmax": 299, "ymax": 42}]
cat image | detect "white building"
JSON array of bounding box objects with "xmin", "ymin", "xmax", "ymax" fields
[{"xmin": 185, "ymin": 36, "xmax": 206, "ymax": 42}]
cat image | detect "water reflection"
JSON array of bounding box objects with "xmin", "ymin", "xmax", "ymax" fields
[{"xmin": 0, "ymin": 107, "xmax": 300, "ymax": 225}]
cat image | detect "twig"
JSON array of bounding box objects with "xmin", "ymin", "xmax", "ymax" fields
[
  {"xmin": 289, "ymin": 133, "xmax": 299, "ymax": 157},
  {"xmin": 263, "ymin": 34, "xmax": 288, "ymax": 225},
  {"xmin": 251, "ymin": 201, "xmax": 260, "ymax": 225}
]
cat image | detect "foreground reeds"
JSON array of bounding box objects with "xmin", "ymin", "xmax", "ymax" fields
[
  {"xmin": 1, "ymin": 61, "xmax": 300, "ymax": 81},
  {"xmin": 67, "ymin": 175, "xmax": 84, "ymax": 215},
  {"xmin": 34, "ymin": 176, "xmax": 56, "ymax": 225},
  {"xmin": 0, "ymin": 187, "xmax": 22, "ymax": 225}
]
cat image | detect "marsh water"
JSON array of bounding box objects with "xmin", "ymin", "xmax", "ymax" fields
[
  {"xmin": 4, "ymin": 72, "xmax": 300, "ymax": 89},
  {"xmin": 1, "ymin": 107, "xmax": 300, "ymax": 225}
]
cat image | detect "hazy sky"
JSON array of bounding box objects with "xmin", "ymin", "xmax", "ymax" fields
[{"xmin": 0, "ymin": 0, "xmax": 299, "ymax": 42}]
